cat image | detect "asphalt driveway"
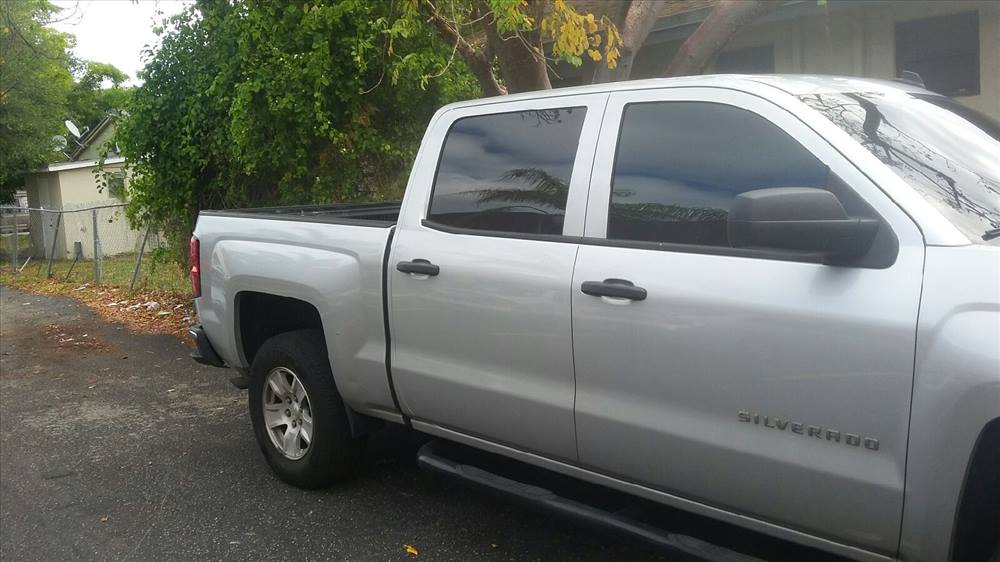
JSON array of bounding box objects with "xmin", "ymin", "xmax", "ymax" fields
[{"xmin": 0, "ymin": 286, "xmax": 676, "ymax": 561}]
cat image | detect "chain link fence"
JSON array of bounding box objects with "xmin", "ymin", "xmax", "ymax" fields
[{"xmin": 1, "ymin": 203, "xmax": 176, "ymax": 291}]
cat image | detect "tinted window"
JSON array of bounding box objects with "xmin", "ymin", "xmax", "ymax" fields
[
  {"xmin": 801, "ymin": 91, "xmax": 1000, "ymax": 242},
  {"xmin": 609, "ymin": 102, "xmax": 829, "ymax": 246},
  {"xmin": 428, "ymin": 107, "xmax": 586, "ymax": 235},
  {"xmin": 896, "ymin": 12, "xmax": 979, "ymax": 97}
]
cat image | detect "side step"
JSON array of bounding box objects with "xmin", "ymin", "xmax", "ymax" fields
[{"xmin": 417, "ymin": 440, "xmax": 766, "ymax": 562}]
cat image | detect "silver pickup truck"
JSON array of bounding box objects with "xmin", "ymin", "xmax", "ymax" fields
[{"xmin": 191, "ymin": 75, "xmax": 999, "ymax": 562}]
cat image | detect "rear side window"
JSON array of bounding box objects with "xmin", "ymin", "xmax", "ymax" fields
[
  {"xmin": 428, "ymin": 107, "xmax": 587, "ymax": 235},
  {"xmin": 609, "ymin": 102, "xmax": 829, "ymax": 246}
]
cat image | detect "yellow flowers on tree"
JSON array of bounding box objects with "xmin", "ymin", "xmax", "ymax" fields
[{"xmin": 403, "ymin": 0, "xmax": 783, "ymax": 97}]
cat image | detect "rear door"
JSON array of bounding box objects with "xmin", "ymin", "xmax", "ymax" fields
[
  {"xmin": 389, "ymin": 95, "xmax": 605, "ymax": 460},
  {"xmin": 571, "ymin": 88, "xmax": 924, "ymax": 554}
]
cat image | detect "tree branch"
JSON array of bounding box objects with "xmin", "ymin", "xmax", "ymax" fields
[
  {"xmin": 663, "ymin": 0, "xmax": 783, "ymax": 77},
  {"xmin": 592, "ymin": 0, "xmax": 667, "ymax": 83},
  {"xmin": 420, "ymin": 0, "xmax": 506, "ymax": 97},
  {"xmin": 483, "ymin": 0, "xmax": 549, "ymax": 93}
]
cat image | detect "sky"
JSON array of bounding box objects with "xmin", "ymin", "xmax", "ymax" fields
[{"xmin": 49, "ymin": 0, "xmax": 191, "ymax": 86}]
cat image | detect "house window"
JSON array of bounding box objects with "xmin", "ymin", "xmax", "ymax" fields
[
  {"xmin": 895, "ymin": 12, "xmax": 979, "ymax": 97},
  {"xmin": 108, "ymin": 172, "xmax": 126, "ymax": 200},
  {"xmin": 716, "ymin": 45, "xmax": 774, "ymax": 74}
]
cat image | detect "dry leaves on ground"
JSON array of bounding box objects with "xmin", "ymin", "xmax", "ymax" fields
[{"xmin": 2, "ymin": 272, "xmax": 196, "ymax": 344}]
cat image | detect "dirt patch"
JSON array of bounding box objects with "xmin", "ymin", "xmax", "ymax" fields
[
  {"xmin": 1, "ymin": 272, "xmax": 196, "ymax": 344},
  {"xmin": 44, "ymin": 322, "xmax": 110, "ymax": 351}
]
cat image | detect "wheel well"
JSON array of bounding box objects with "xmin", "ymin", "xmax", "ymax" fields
[
  {"xmin": 236, "ymin": 292, "xmax": 323, "ymax": 366},
  {"xmin": 952, "ymin": 417, "xmax": 1000, "ymax": 562}
]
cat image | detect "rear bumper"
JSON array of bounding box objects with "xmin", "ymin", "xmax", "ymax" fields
[{"xmin": 189, "ymin": 325, "xmax": 226, "ymax": 368}]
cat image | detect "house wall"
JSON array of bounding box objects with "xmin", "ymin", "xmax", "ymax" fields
[
  {"xmin": 718, "ymin": 0, "xmax": 999, "ymax": 118},
  {"xmin": 628, "ymin": 0, "xmax": 999, "ymax": 120},
  {"xmin": 75, "ymin": 123, "xmax": 116, "ymax": 162},
  {"xmin": 57, "ymin": 163, "xmax": 139, "ymax": 259},
  {"xmin": 24, "ymin": 172, "xmax": 64, "ymax": 259},
  {"xmin": 24, "ymin": 162, "xmax": 139, "ymax": 260},
  {"xmin": 56, "ymin": 164, "xmax": 125, "ymax": 208}
]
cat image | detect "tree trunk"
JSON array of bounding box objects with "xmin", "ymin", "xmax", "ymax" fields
[
  {"xmin": 485, "ymin": 0, "xmax": 551, "ymax": 93},
  {"xmin": 592, "ymin": 0, "xmax": 667, "ymax": 84},
  {"xmin": 663, "ymin": 0, "xmax": 783, "ymax": 77},
  {"xmin": 421, "ymin": 0, "xmax": 507, "ymax": 97}
]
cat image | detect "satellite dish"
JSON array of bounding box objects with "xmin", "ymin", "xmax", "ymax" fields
[
  {"xmin": 65, "ymin": 120, "xmax": 81, "ymax": 138},
  {"xmin": 52, "ymin": 135, "xmax": 68, "ymax": 150}
]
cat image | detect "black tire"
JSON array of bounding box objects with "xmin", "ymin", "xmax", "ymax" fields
[{"xmin": 248, "ymin": 329, "xmax": 362, "ymax": 489}]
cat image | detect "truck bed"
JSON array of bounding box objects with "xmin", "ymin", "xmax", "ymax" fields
[{"xmin": 200, "ymin": 201, "xmax": 401, "ymax": 226}]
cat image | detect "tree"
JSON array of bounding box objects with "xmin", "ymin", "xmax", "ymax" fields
[
  {"xmin": 66, "ymin": 60, "xmax": 130, "ymax": 131},
  {"xmin": 116, "ymin": 0, "xmax": 476, "ymax": 254},
  {"xmin": 0, "ymin": 0, "xmax": 131, "ymax": 201},
  {"xmin": 407, "ymin": 0, "xmax": 783, "ymax": 97},
  {"xmin": 0, "ymin": 0, "xmax": 74, "ymax": 201}
]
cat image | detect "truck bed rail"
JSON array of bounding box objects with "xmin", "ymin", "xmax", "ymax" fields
[{"xmin": 200, "ymin": 201, "xmax": 401, "ymax": 226}]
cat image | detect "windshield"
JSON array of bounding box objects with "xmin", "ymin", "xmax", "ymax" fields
[{"xmin": 799, "ymin": 91, "xmax": 1000, "ymax": 243}]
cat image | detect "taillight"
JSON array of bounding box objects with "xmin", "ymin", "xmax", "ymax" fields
[{"xmin": 190, "ymin": 236, "xmax": 201, "ymax": 298}]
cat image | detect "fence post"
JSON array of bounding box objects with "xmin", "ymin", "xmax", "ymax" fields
[
  {"xmin": 129, "ymin": 224, "xmax": 151, "ymax": 292},
  {"xmin": 46, "ymin": 211, "xmax": 62, "ymax": 278},
  {"xmin": 92, "ymin": 208, "xmax": 102, "ymax": 284},
  {"xmin": 10, "ymin": 214, "xmax": 17, "ymax": 272}
]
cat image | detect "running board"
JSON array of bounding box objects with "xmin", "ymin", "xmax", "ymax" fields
[{"xmin": 417, "ymin": 440, "xmax": 766, "ymax": 562}]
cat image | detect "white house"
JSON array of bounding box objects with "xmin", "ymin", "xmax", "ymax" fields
[{"xmin": 23, "ymin": 116, "xmax": 142, "ymax": 259}]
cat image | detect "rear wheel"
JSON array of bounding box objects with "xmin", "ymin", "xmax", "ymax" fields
[{"xmin": 248, "ymin": 330, "xmax": 362, "ymax": 488}]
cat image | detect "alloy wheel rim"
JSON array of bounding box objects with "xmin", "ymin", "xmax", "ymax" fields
[{"xmin": 262, "ymin": 367, "xmax": 313, "ymax": 460}]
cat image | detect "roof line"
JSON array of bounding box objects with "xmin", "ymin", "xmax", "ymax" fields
[
  {"xmin": 43, "ymin": 156, "xmax": 125, "ymax": 173},
  {"xmin": 70, "ymin": 114, "xmax": 115, "ymax": 160}
]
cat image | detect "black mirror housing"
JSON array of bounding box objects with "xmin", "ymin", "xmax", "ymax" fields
[{"xmin": 728, "ymin": 187, "xmax": 879, "ymax": 260}]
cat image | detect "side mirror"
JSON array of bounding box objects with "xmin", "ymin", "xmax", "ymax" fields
[{"xmin": 727, "ymin": 187, "xmax": 879, "ymax": 260}]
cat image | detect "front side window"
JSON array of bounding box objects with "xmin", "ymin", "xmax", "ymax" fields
[
  {"xmin": 428, "ymin": 107, "xmax": 587, "ymax": 235},
  {"xmin": 609, "ymin": 102, "xmax": 829, "ymax": 246}
]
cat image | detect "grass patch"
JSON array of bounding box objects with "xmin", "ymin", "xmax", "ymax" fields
[
  {"xmin": 4, "ymin": 254, "xmax": 189, "ymax": 295},
  {"xmin": 1, "ymin": 256, "xmax": 196, "ymax": 341}
]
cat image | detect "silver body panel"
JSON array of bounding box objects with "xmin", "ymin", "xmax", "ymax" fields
[
  {"xmin": 193, "ymin": 75, "xmax": 1000, "ymax": 562},
  {"xmin": 572, "ymin": 87, "xmax": 925, "ymax": 554},
  {"xmin": 899, "ymin": 244, "xmax": 1000, "ymax": 562},
  {"xmin": 193, "ymin": 216, "xmax": 400, "ymax": 420}
]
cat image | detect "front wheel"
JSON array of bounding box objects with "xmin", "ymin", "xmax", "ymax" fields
[{"xmin": 248, "ymin": 330, "xmax": 362, "ymax": 489}]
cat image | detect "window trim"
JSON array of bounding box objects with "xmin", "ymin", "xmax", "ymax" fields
[
  {"xmin": 421, "ymin": 218, "xmax": 576, "ymax": 244},
  {"xmin": 585, "ymin": 88, "xmax": 904, "ymax": 269},
  {"xmin": 424, "ymin": 104, "xmax": 591, "ymax": 238},
  {"xmin": 421, "ymin": 217, "xmax": 834, "ymax": 264}
]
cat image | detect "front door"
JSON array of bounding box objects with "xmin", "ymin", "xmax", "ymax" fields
[
  {"xmin": 571, "ymin": 88, "xmax": 924, "ymax": 554},
  {"xmin": 390, "ymin": 95, "xmax": 605, "ymax": 460}
]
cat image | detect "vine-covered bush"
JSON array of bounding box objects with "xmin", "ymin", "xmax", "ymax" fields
[{"xmin": 116, "ymin": 1, "xmax": 477, "ymax": 257}]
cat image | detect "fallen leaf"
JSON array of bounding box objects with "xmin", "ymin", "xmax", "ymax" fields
[{"xmin": 403, "ymin": 544, "xmax": 418, "ymax": 556}]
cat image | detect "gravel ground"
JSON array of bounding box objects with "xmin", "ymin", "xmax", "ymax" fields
[{"xmin": 0, "ymin": 286, "xmax": 674, "ymax": 561}]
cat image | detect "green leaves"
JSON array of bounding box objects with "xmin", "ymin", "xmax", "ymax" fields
[
  {"xmin": 0, "ymin": 0, "xmax": 75, "ymax": 199},
  {"xmin": 116, "ymin": 0, "xmax": 477, "ymax": 257}
]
